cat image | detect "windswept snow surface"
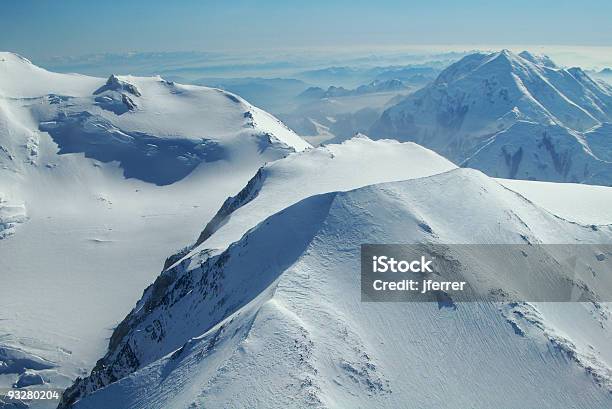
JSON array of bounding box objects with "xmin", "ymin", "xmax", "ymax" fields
[
  {"xmin": 0, "ymin": 51, "xmax": 310, "ymax": 406},
  {"xmin": 62, "ymin": 168, "xmax": 612, "ymax": 409},
  {"xmin": 500, "ymin": 178, "xmax": 612, "ymax": 224},
  {"xmin": 0, "ymin": 53, "xmax": 100, "ymax": 98},
  {"xmin": 370, "ymin": 50, "xmax": 612, "ymax": 185}
]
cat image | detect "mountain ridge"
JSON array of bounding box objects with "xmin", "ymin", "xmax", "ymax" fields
[{"xmin": 60, "ymin": 167, "xmax": 612, "ymax": 409}]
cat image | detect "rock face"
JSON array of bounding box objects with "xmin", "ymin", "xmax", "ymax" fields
[
  {"xmin": 93, "ymin": 74, "xmax": 142, "ymax": 97},
  {"xmin": 92, "ymin": 75, "xmax": 141, "ymax": 115},
  {"xmin": 14, "ymin": 370, "xmax": 45, "ymax": 388},
  {"xmin": 0, "ymin": 196, "xmax": 26, "ymax": 239},
  {"xmin": 370, "ymin": 50, "xmax": 612, "ymax": 185}
]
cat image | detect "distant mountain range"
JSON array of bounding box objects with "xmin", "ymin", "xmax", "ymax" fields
[
  {"xmin": 370, "ymin": 50, "xmax": 612, "ymax": 185},
  {"xmin": 297, "ymin": 65, "xmax": 441, "ymax": 88},
  {"xmin": 591, "ymin": 67, "xmax": 612, "ymax": 84},
  {"xmin": 299, "ymin": 79, "xmax": 407, "ymax": 100},
  {"xmin": 193, "ymin": 77, "xmax": 310, "ymax": 114}
]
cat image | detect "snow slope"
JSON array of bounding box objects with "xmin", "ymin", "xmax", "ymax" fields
[
  {"xmin": 0, "ymin": 51, "xmax": 309, "ymax": 406},
  {"xmin": 61, "ymin": 168, "xmax": 612, "ymax": 409},
  {"xmin": 370, "ymin": 50, "xmax": 612, "ymax": 185},
  {"xmin": 0, "ymin": 53, "xmax": 100, "ymax": 98},
  {"xmin": 499, "ymin": 178, "xmax": 612, "ymax": 224},
  {"xmin": 462, "ymin": 120, "xmax": 612, "ymax": 184}
]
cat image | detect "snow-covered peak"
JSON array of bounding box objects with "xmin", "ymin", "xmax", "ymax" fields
[
  {"xmin": 490, "ymin": 48, "xmax": 519, "ymax": 63},
  {"xmin": 370, "ymin": 50, "xmax": 612, "ymax": 184},
  {"xmin": 186, "ymin": 135, "xmax": 456, "ymax": 259},
  {"xmin": 0, "ymin": 54, "xmax": 310, "ymax": 184},
  {"xmin": 94, "ymin": 74, "xmax": 142, "ymax": 97},
  {"xmin": 423, "ymin": 50, "xmax": 540, "ymax": 92},
  {"xmin": 0, "ymin": 53, "xmax": 309, "ymax": 150},
  {"xmin": 439, "ymin": 50, "xmax": 560, "ymax": 88}
]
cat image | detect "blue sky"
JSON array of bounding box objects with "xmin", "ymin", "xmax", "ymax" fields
[{"xmin": 2, "ymin": 0, "xmax": 611, "ymax": 59}]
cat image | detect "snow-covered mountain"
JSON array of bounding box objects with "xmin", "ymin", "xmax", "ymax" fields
[
  {"xmin": 56, "ymin": 135, "xmax": 457, "ymax": 407},
  {"xmin": 0, "ymin": 51, "xmax": 309, "ymax": 405},
  {"xmin": 370, "ymin": 50, "xmax": 612, "ymax": 185},
  {"xmin": 0, "ymin": 52, "xmax": 308, "ymax": 184},
  {"xmin": 60, "ymin": 162, "xmax": 612, "ymax": 409},
  {"xmin": 58, "ymin": 133, "xmax": 612, "ymax": 408}
]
